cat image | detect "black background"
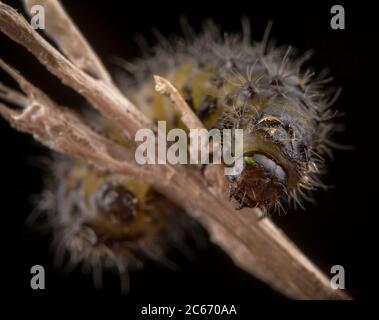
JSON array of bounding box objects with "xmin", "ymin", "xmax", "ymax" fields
[{"xmin": 0, "ymin": 0, "xmax": 375, "ymax": 305}]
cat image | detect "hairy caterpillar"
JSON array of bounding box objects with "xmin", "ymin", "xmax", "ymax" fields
[
  {"xmin": 39, "ymin": 156, "xmax": 197, "ymax": 289},
  {"xmin": 0, "ymin": 8, "xmax": 339, "ymax": 290},
  {"xmin": 121, "ymin": 22, "xmax": 337, "ymax": 211}
]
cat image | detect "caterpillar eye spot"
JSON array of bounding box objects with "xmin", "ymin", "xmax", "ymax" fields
[
  {"xmin": 230, "ymin": 152, "xmax": 288, "ymax": 208},
  {"xmin": 95, "ymin": 182, "xmax": 139, "ymax": 223}
]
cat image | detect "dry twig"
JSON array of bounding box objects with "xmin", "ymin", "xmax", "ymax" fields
[
  {"xmin": 0, "ymin": 0, "xmax": 350, "ymax": 299},
  {"xmin": 23, "ymin": 0, "xmax": 112, "ymax": 83},
  {"xmin": 154, "ymin": 75, "xmax": 206, "ymax": 130}
]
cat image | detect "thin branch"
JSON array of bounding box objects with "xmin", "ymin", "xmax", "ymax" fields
[
  {"xmin": 0, "ymin": 81, "xmax": 28, "ymax": 107},
  {"xmin": 23, "ymin": 0, "xmax": 112, "ymax": 83},
  {"xmin": 0, "ymin": 58, "xmax": 159, "ymax": 184},
  {"xmin": 154, "ymin": 75, "xmax": 205, "ymax": 130},
  {"xmin": 154, "ymin": 75, "xmax": 224, "ymax": 185},
  {"xmin": 0, "ymin": 2, "xmax": 152, "ymax": 138}
]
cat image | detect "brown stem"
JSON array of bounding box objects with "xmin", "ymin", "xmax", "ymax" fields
[{"xmin": 23, "ymin": 0, "xmax": 113, "ymax": 83}]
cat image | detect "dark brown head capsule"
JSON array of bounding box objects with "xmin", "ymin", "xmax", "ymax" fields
[
  {"xmin": 226, "ymin": 101, "xmax": 315, "ymax": 209},
  {"xmin": 229, "ymin": 152, "xmax": 288, "ymax": 208}
]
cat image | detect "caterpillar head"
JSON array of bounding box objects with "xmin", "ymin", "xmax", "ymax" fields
[
  {"xmin": 223, "ymin": 95, "xmax": 329, "ymax": 211},
  {"xmin": 229, "ymin": 152, "xmax": 288, "ymax": 208}
]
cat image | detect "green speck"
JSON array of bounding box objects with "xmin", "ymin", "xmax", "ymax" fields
[{"xmin": 244, "ymin": 156, "xmax": 256, "ymax": 166}]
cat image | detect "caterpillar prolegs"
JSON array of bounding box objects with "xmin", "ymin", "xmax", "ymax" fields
[{"xmin": 1, "ymin": 15, "xmax": 338, "ymax": 289}]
